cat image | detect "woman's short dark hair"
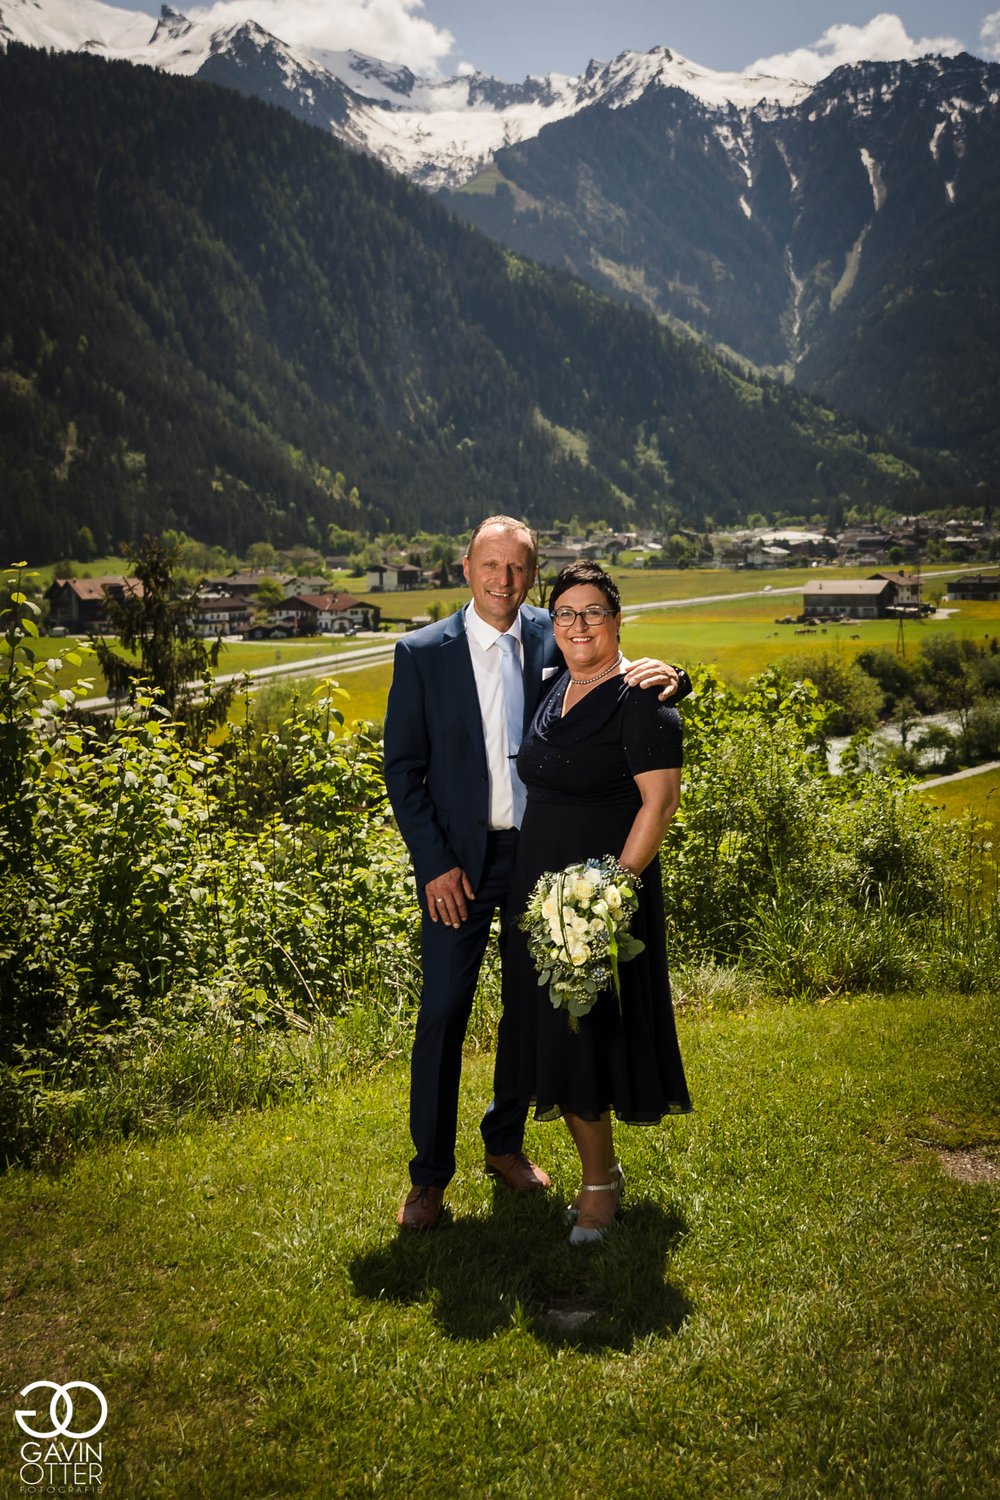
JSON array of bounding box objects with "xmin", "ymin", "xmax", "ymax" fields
[{"xmin": 549, "ymin": 560, "xmax": 621, "ymax": 614}]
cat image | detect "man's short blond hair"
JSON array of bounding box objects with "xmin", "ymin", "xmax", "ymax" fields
[{"xmin": 466, "ymin": 515, "xmax": 537, "ymax": 568}]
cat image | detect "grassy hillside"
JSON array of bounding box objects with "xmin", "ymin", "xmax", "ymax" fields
[{"xmin": 1, "ymin": 990, "xmax": 996, "ymax": 1496}]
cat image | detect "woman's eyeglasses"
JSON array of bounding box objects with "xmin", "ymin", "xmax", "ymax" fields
[{"xmin": 550, "ymin": 606, "xmax": 616, "ymax": 627}]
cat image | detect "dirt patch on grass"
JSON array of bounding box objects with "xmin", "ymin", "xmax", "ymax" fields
[
  {"xmin": 535, "ymin": 1295, "xmax": 600, "ymax": 1334},
  {"xmin": 933, "ymin": 1147, "xmax": 1000, "ymax": 1186}
]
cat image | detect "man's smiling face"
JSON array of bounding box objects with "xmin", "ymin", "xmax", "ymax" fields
[{"xmin": 463, "ymin": 524, "xmax": 536, "ymax": 632}]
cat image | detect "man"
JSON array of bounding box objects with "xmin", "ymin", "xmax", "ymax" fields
[{"xmin": 383, "ymin": 517, "xmax": 688, "ymax": 1230}]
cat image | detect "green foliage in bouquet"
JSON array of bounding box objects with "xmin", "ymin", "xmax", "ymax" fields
[{"xmin": 519, "ymin": 856, "xmax": 644, "ymax": 1028}]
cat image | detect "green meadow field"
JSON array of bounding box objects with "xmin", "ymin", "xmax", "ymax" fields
[
  {"xmin": 31, "ymin": 566, "xmax": 997, "ymax": 740},
  {"xmin": 917, "ymin": 766, "xmax": 1000, "ymax": 834},
  {"xmin": 333, "ymin": 583, "xmax": 999, "ymax": 722},
  {"xmin": 622, "ymin": 596, "xmax": 1000, "ymax": 685}
]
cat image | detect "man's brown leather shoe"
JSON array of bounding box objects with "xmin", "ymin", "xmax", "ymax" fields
[
  {"xmin": 396, "ymin": 1185, "xmax": 445, "ymax": 1231},
  {"xmin": 485, "ymin": 1150, "xmax": 552, "ymax": 1193}
]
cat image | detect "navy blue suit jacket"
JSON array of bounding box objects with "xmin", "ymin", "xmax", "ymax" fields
[{"xmin": 383, "ymin": 604, "xmax": 561, "ymax": 895}]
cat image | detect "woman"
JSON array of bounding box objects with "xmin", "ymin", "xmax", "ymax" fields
[{"xmin": 494, "ymin": 561, "xmax": 691, "ymax": 1244}]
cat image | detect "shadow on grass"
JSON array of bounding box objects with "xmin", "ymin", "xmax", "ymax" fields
[{"xmin": 349, "ymin": 1190, "xmax": 692, "ymax": 1353}]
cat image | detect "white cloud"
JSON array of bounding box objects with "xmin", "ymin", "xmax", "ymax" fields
[
  {"xmin": 184, "ymin": 0, "xmax": 457, "ymax": 72},
  {"xmin": 747, "ymin": 12, "xmax": 964, "ymax": 83},
  {"xmin": 981, "ymin": 9, "xmax": 1000, "ymax": 60}
]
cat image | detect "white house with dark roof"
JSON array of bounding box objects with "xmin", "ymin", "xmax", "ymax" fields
[
  {"xmin": 274, "ymin": 592, "xmax": 379, "ymax": 633},
  {"xmin": 801, "ymin": 579, "xmax": 894, "ymax": 618},
  {"xmin": 869, "ymin": 571, "xmax": 922, "ymax": 609}
]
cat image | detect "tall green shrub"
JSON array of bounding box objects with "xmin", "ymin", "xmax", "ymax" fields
[{"xmin": 665, "ymin": 667, "xmax": 997, "ymax": 995}]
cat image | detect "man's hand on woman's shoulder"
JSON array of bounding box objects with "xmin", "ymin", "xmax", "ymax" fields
[{"xmin": 621, "ymin": 658, "xmax": 691, "ymax": 702}]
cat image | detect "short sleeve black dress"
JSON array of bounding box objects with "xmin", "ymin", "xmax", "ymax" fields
[{"xmin": 494, "ymin": 670, "xmax": 692, "ymax": 1124}]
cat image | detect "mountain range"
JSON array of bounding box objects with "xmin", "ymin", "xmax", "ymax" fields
[
  {"xmin": 443, "ymin": 53, "xmax": 1000, "ymax": 480},
  {"xmin": 3, "ymin": 0, "xmax": 998, "ymax": 487},
  {"xmin": 0, "ymin": 0, "xmax": 812, "ymax": 188},
  {"xmin": 0, "ymin": 44, "xmax": 937, "ymax": 562}
]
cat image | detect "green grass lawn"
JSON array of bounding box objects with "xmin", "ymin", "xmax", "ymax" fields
[
  {"xmin": 1, "ymin": 991, "xmax": 996, "ymax": 1498},
  {"xmin": 625, "ymin": 597, "xmax": 1000, "ymax": 684},
  {"xmin": 318, "ymin": 595, "xmax": 1000, "ymax": 718},
  {"xmin": 31, "ymin": 636, "xmax": 382, "ymax": 696},
  {"xmin": 918, "ymin": 766, "xmax": 1000, "ymax": 834}
]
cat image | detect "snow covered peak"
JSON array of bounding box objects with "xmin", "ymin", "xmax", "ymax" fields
[
  {"xmin": 585, "ymin": 44, "xmax": 811, "ymax": 110},
  {"xmin": 0, "ymin": 0, "xmax": 985, "ymax": 189},
  {"xmin": 0, "ymin": 0, "xmax": 156, "ymax": 53},
  {"xmin": 309, "ymin": 48, "xmax": 418, "ymax": 103},
  {"xmin": 151, "ymin": 7, "xmax": 193, "ymax": 44}
]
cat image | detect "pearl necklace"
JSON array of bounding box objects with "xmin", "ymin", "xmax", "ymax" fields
[{"xmin": 568, "ymin": 652, "xmax": 623, "ymax": 687}]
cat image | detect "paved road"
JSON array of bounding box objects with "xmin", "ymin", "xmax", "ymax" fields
[
  {"xmin": 620, "ymin": 566, "xmax": 972, "ymax": 614},
  {"xmin": 76, "ymin": 637, "xmax": 397, "ymax": 712},
  {"xmin": 918, "ymin": 760, "xmax": 1000, "ymax": 790}
]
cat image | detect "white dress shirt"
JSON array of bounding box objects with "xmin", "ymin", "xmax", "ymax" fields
[{"xmin": 464, "ymin": 602, "xmax": 524, "ymax": 829}]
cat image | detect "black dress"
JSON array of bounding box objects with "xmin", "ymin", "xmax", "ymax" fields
[{"xmin": 495, "ymin": 671, "xmax": 692, "ymax": 1124}]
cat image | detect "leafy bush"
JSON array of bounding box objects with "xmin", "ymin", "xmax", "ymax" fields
[
  {"xmin": 1, "ymin": 571, "xmax": 420, "ymax": 1158},
  {"xmin": 3, "ymin": 586, "xmax": 997, "ymax": 1161},
  {"xmin": 663, "ymin": 667, "xmax": 998, "ymax": 997}
]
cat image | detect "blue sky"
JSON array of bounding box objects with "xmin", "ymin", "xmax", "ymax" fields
[{"xmin": 114, "ymin": 1, "xmax": 1000, "ymax": 78}]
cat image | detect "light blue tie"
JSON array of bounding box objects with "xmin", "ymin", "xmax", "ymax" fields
[{"xmin": 497, "ymin": 632, "xmax": 527, "ymax": 827}]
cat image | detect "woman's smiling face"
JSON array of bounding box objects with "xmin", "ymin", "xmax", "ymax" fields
[{"xmin": 552, "ymin": 584, "xmax": 621, "ymax": 677}]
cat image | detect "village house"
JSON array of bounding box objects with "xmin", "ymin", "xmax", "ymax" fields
[
  {"xmin": 282, "ymin": 576, "xmax": 331, "ymax": 597},
  {"xmin": 801, "ymin": 579, "xmax": 895, "ymax": 618},
  {"xmin": 203, "ymin": 571, "xmax": 293, "ymax": 598},
  {"xmin": 192, "ymin": 593, "xmax": 253, "ymax": 637},
  {"xmin": 869, "ymin": 571, "xmax": 923, "ymax": 609},
  {"xmin": 947, "ymin": 572, "xmax": 1000, "ymax": 601},
  {"xmin": 539, "ymin": 544, "xmax": 581, "ymax": 571},
  {"xmin": 365, "ymin": 563, "xmax": 421, "ymax": 592},
  {"xmin": 835, "ymin": 527, "xmax": 891, "ymax": 558},
  {"xmin": 45, "ymin": 576, "xmax": 143, "ymax": 634},
  {"xmin": 273, "ymin": 592, "xmax": 379, "ymax": 634},
  {"xmin": 716, "ymin": 539, "xmax": 790, "ymax": 569}
]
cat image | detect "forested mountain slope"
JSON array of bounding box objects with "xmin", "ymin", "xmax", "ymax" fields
[
  {"xmin": 445, "ymin": 56, "xmax": 1000, "ymax": 480},
  {"xmin": 0, "ymin": 46, "xmax": 939, "ymax": 560}
]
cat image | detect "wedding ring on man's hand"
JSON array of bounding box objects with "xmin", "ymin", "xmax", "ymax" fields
[{"xmin": 436, "ymin": 898, "xmax": 445, "ymax": 903}]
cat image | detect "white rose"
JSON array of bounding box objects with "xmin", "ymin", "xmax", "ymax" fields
[
  {"xmin": 541, "ymin": 895, "xmax": 559, "ymax": 920},
  {"xmin": 584, "ymin": 867, "xmax": 602, "ymax": 886},
  {"xmin": 605, "ymin": 886, "xmax": 622, "ymax": 912},
  {"xmin": 573, "ymin": 877, "xmax": 593, "ymax": 902}
]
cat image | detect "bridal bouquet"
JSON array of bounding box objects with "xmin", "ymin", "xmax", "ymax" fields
[{"xmin": 519, "ymin": 856, "xmax": 644, "ymax": 1028}]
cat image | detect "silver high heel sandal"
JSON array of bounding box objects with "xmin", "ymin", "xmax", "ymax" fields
[
  {"xmin": 568, "ymin": 1169, "xmax": 624, "ymax": 1246},
  {"xmin": 565, "ymin": 1162, "xmax": 624, "ymax": 1224}
]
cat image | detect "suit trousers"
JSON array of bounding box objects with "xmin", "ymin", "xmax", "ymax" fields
[{"xmin": 409, "ymin": 828, "xmax": 527, "ymax": 1186}]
